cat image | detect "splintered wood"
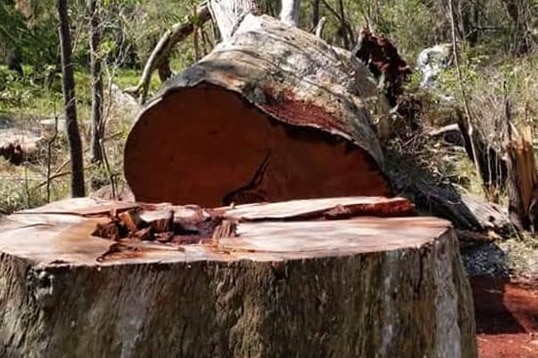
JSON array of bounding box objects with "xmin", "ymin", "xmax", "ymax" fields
[
  {"xmin": 91, "ymin": 204, "xmax": 236, "ymax": 245},
  {"xmin": 506, "ymin": 125, "xmax": 538, "ymax": 232},
  {"xmin": 91, "ymin": 196, "xmax": 416, "ymax": 246}
]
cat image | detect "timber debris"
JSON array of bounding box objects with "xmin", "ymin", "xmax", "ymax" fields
[
  {"xmin": 90, "ymin": 196, "xmax": 417, "ymax": 262},
  {"xmin": 351, "ymin": 26, "xmax": 412, "ymax": 107},
  {"xmin": 91, "ymin": 204, "xmax": 236, "ymax": 244}
]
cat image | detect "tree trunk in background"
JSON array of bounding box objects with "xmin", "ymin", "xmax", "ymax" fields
[
  {"xmin": 208, "ymin": 0, "xmax": 261, "ymax": 41},
  {"xmin": 335, "ymin": 0, "xmax": 352, "ymax": 49},
  {"xmin": 124, "ymin": 3, "xmax": 212, "ymax": 104},
  {"xmin": 311, "ymin": 0, "xmax": 320, "ymax": 28},
  {"xmin": 89, "ymin": 0, "xmax": 104, "ymax": 164},
  {"xmin": 501, "ymin": 0, "xmax": 532, "ymax": 55},
  {"xmin": 57, "ymin": 0, "xmax": 85, "ymax": 197},
  {"xmin": 279, "ymin": 0, "xmax": 302, "ymax": 27}
]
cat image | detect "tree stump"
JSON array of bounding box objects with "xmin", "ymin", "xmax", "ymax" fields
[
  {"xmin": 0, "ymin": 196, "xmax": 477, "ymax": 358},
  {"xmin": 124, "ymin": 14, "xmax": 390, "ymax": 207}
]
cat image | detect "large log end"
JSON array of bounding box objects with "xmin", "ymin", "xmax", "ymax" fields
[
  {"xmin": 124, "ymin": 15, "xmax": 391, "ymax": 207},
  {"xmin": 0, "ymin": 196, "xmax": 477, "ymax": 358}
]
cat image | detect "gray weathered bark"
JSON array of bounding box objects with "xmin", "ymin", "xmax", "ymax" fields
[
  {"xmin": 209, "ymin": 0, "xmax": 260, "ymax": 40},
  {"xmin": 0, "ymin": 196, "xmax": 477, "ymax": 358}
]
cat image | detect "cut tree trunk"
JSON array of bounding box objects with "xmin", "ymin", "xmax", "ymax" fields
[
  {"xmin": 0, "ymin": 196, "xmax": 476, "ymax": 358},
  {"xmin": 124, "ymin": 14, "xmax": 390, "ymax": 207}
]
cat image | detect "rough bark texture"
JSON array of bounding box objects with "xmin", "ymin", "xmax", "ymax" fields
[
  {"xmin": 351, "ymin": 26, "xmax": 412, "ymax": 108},
  {"xmin": 124, "ymin": 14, "xmax": 390, "ymax": 207},
  {"xmin": 0, "ymin": 196, "xmax": 476, "ymax": 358}
]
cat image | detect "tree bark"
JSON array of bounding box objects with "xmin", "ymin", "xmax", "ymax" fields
[
  {"xmin": 89, "ymin": 0, "xmax": 104, "ymax": 164},
  {"xmin": 57, "ymin": 0, "xmax": 85, "ymax": 197},
  {"xmin": 123, "ymin": 14, "xmax": 391, "ymax": 206},
  {"xmin": 0, "ymin": 196, "xmax": 477, "ymax": 358}
]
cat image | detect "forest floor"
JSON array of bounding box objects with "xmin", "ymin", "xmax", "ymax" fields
[
  {"xmin": 472, "ymin": 277, "xmax": 538, "ymax": 358},
  {"xmin": 461, "ymin": 235, "xmax": 538, "ymax": 357}
]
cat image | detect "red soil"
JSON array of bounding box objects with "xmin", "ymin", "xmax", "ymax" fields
[{"xmin": 471, "ymin": 277, "xmax": 538, "ymax": 358}]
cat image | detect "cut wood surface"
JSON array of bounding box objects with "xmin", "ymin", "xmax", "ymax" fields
[
  {"xmin": 124, "ymin": 14, "xmax": 390, "ymax": 207},
  {"xmin": 0, "ymin": 196, "xmax": 476, "ymax": 358},
  {"xmin": 221, "ymin": 195, "xmax": 415, "ymax": 220}
]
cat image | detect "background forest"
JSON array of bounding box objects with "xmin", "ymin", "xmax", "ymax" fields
[{"xmin": 0, "ymin": 0, "xmax": 537, "ymax": 214}]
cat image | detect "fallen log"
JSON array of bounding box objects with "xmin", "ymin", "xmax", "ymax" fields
[
  {"xmin": 388, "ymin": 152, "xmax": 512, "ymax": 235},
  {"xmin": 0, "ymin": 196, "xmax": 476, "ymax": 358},
  {"xmin": 0, "ymin": 128, "xmax": 43, "ymax": 165},
  {"xmin": 124, "ymin": 14, "xmax": 390, "ymax": 207}
]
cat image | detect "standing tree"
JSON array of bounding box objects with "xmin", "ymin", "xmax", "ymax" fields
[
  {"xmin": 279, "ymin": 0, "xmax": 301, "ymax": 26},
  {"xmin": 57, "ymin": 0, "xmax": 85, "ymax": 197},
  {"xmin": 88, "ymin": 0, "xmax": 104, "ymax": 164}
]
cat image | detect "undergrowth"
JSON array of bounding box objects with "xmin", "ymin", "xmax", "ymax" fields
[{"xmin": 0, "ymin": 65, "xmax": 143, "ymax": 214}]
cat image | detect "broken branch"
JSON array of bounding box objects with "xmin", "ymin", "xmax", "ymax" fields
[{"xmin": 124, "ymin": 2, "xmax": 212, "ymax": 104}]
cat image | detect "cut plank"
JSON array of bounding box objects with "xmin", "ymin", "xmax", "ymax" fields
[
  {"xmin": 0, "ymin": 197, "xmax": 476, "ymax": 358},
  {"xmin": 221, "ymin": 195, "xmax": 415, "ymax": 221}
]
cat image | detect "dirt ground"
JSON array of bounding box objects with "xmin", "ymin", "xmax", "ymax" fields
[{"xmin": 471, "ymin": 277, "xmax": 538, "ymax": 358}]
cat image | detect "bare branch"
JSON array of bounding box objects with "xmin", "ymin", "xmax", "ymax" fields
[
  {"xmin": 314, "ymin": 16, "xmax": 326, "ymax": 38},
  {"xmin": 124, "ymin": 2, "xmax": 212, "ymax": 104}
]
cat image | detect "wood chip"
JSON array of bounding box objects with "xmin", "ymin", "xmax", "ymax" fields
[
  {"xmin": 139, "ymin": 209, "xmax": 174, "ymax": 233},
  {"xmin": 118, "ymin": 209, "xmax": 143, "ymax": 232}
]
